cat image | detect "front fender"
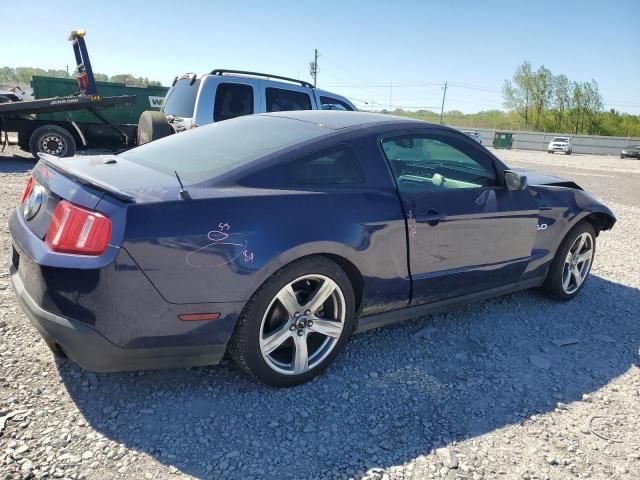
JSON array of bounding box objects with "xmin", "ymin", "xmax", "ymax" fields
[{"xmin": 525, "ymin": 186, "xmax": 615, "ymax": 276}]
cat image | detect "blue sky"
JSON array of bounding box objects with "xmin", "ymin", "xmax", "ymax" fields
[{"xmin": 4, "ymin": 0, "xmax": 640, "ymax": 114}]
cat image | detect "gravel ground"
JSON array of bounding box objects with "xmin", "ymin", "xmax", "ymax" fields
[{"xmin": 0, "ymin": 145, "xmax": 638, "ymax": 480}]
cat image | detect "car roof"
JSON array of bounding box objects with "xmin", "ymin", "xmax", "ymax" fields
[{"xmin": 258, "ymin": 110, "xmax": 428, "ymax": 130}]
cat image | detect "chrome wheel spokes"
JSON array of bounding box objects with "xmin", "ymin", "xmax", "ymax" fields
[
  {"xmin": 259, "ymin": 274, "xmax": 346, "ymax": 376},
  {"xmin": 562, "ymin": 232, "xmax": 594, "ymax": 294}
]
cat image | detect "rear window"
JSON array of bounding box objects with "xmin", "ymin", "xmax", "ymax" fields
[
  {"xmin": 120, "ymin": 115, "xmax": 330, "ymax": 183},
  {"xmin": 266, "ymin": 88, "xmax": 312, "ymax": 112},
  {"xmin": 162, "ymin": 78, "xmax": 200, "ymax": 118}
]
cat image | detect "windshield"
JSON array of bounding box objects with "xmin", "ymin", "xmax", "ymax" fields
[
  {"xmin": 162, "ymin": 78, "xmax": 200, "ymax": 118},
  {"xmin": 553, "ymin": 137, "xmax": 569, "ymax": 142},
  {"xmin": 120, "ymin": 115, "xmax": 330, "ymax": 183}
]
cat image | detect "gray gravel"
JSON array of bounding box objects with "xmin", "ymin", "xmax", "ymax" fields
[{"xmin": 1, "ymin": 145, "xmax": 639, "ymax": 479}]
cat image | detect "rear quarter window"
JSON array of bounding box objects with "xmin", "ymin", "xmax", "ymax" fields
[
  {"xmin": 214, "ymin": 83, "xmax": 254, "ymax": 122},
  {"xmin": 284, "ymin": 145, "xmax": 365, "ymax": 185},
  {"xmin": 266, "ymin": 88, "xmax": 312, "ymax": 112}
]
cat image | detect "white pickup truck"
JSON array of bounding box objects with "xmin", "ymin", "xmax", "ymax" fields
[{"xmin": 547, "ymin": 136, "xmax": 572, "ymax": 155}]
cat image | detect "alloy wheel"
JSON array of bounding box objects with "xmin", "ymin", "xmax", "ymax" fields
[
  {"xmin": 259, "ymin": 274, "xmax": 346, "ymax": 375},
  {"xmin": 562, "ymin": 232, "xmax": 594, "ymax": 294}
]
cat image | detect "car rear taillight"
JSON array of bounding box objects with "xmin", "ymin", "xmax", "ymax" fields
[
  {"xmin": 20, "ymin": 176, "xmax": 34, "ymax": 204},
  {"xmin": 46, "ymin": 200, "xmax": 112, "ymax": 255}
]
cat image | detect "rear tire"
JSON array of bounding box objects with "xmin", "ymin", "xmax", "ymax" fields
[
  {"xmin": 29, "ymin": 125, "xmax": 76, "ymax": 158},
  {"xmin": 229, "ymin": 256, "xmax": 355, "ymax": 387},
  {"xmin": 137, "ymin": 110, "xmax": 171, "ymax": 145},
  {"xmin": 542, "ymin": 222, "xmax": 596, "ymax": 301}
]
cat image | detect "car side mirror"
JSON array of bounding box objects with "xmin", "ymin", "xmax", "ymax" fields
[{"xmin": 504, "ymin": 170, "xmax": 527, "ymax": 191}]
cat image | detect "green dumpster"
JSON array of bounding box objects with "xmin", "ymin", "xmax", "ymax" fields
[
  {"xmin": 31, "ymin": 76, "xmax": 168, "ymax": 125},
  {"xmin": 492, "ymin": 131, "xmax": 513, "ymax": 149}
]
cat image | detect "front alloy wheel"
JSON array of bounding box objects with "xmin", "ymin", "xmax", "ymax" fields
[
  {"xmin": 543, "ymin": 221, "xmax": 596, "ymax": 301},
  {"xmin": 561, "ymin": 232, "xmax": 593, "ymax": 294}
]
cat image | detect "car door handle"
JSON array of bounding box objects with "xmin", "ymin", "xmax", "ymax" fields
[{"xmin": 416, "ymin": 209, "xmax": 445, "ymax": 226}]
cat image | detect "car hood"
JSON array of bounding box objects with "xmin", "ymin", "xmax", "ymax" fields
[{"xmin": 511, "ymin": 167, "xmax": 582, "ymax": 189}]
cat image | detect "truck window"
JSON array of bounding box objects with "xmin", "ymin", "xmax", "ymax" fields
[
  {"xmin": 163, "ymin": 78, "xmax": 200, "ymax": 118},
  {"xmin": 214, "ymin": 83, "xmax": 254, "ymax": 122},
  {"xmin": 320, "ymin": 96, "xmax": 353, "ymax": 111},
  {"xmin": 266, "ymin": 88, "xmax": 312, "ymax": 112}
]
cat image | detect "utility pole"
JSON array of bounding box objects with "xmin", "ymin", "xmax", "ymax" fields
[
  {"xmin": 389, "ymin": 81, "xmax": 393, "ymax": 110},
  {"xmin": 309, "ymin": 49, "xmax": 319, "ymax": 87},
  {"xmin": 440, "ymin": 81, "xmax": 448, "ymax": 124}
]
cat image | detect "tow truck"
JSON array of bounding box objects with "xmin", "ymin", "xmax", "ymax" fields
[{"xmin": 0, "ymin": 31, "xmax": 136, "ymax": 158}]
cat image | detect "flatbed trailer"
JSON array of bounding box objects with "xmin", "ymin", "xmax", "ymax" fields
[{"xmin": 0, "ymin": 31, "xmax": 137, "ymax": 157}]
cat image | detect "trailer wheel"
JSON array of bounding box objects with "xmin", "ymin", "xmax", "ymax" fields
[
  {"xmin": 29, "ymin": 125, "xmax": 76, "ymax": 158},
  {"xmin": 137, "ymin": 111, "xmax": 171, "ymax": 145}
]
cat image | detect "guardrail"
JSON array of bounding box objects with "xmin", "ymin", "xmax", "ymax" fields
[{"xmin": 453, "ymin": 126, "xmax": 639, "ymax": 156}]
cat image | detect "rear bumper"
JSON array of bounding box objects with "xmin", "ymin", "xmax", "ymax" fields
[{"xmin": 10, "ymin": 261, "xmax": 226, "ymax": 371}]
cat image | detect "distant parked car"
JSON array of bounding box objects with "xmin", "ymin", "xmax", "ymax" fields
[
  {"xmin": 462, "ymin": 130, "xmax": 482, "ymax": 144},
  {"xmin": 620, "ymin": 144, "xmax": 640, "ymax": 159},
  {"xmin": 10, "ymin": 111, "xmax": 615, "ymax": 386},
  {"xmin": 137, "ymin": 69, "xmax": 356, "ymax": 145},
  {"xmin": 548, "ymin": 136, "xmax": 572, "ymax": 155}
]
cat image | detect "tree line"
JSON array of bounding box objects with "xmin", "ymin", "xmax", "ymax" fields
[
  {"xmin": 374, "ymin": 107, "xmax": 640, "ymax": 138},
  {"xmin": 502, "ymin": 61, "xmax": 639, "ymax": 137},
  {"xmin": 0, "ymin": 66, "xmax": 162, "ymax": 87}
]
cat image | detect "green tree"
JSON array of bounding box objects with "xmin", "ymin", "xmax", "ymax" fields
[
  {"xmin": 502, "ymin": 61, "xmax": 533, "ymax": 125},
  {"xmin": 551, "ymin": 74, "xmax": 570, "ymax": 131},
  {"xmin": 530, "ymin": 66, "xmax": 553, "ymax": 129}
]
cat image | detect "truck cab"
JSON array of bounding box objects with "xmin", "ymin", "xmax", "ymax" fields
[{"xmin": 137, "ymin": 69, "xmax": 356, "ymax": 143}]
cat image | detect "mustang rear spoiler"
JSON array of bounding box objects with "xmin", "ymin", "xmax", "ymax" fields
[{"xmin": 37, "ymin": 153, "xmax": 136, "ymax": 203}]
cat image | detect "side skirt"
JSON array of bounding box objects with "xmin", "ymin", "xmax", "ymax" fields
[{"xmin": 354, "ymin": 276, "xmax": 545, "ymax": 334}]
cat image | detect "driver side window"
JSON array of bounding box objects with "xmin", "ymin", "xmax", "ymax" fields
[{"xmin": 381, "ymin": 135, "xmax": 496, "ymax": 193}]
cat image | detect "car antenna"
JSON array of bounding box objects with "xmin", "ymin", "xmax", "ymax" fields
[{"xmin": 174, "ymin": 170, "xmax": 191, "ymax": 200}]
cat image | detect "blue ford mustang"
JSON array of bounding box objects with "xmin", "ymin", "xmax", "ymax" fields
[{"xmin": 9, "ymin": 111, "xmax": 615, "ymax": 386}]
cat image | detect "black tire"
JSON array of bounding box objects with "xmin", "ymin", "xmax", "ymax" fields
[
  {"xmin": 565, "ymin": 150, "xmax": 572, "ymax": 155},
  {"xmin": 137, "ymin": 110, "xmax": 171, "ymax": 145},
  {"xmin": 542, "ymin": 221, "xmax": 596, "ymax": 301},
  {"xmin": 547, "ymin": 151, "xmax": 553, "ymax": 154},
  {"xmin": 229, "ymin": 256, "xmax": 356, "ymax": 387},
  {"xmin": 29, "ymin": 125, "xmax": 76, "ymax": 158}
]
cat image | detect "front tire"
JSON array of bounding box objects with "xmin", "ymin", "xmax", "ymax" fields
[
  {"xmin": 229, "ymin": 257, "xmax": 355, "ymax": 387},
  {"xmin": 542, "ymin": 222, "xmax": 596, "ymax": 301}
]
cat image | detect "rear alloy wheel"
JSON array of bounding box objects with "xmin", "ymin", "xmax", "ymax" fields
[
  {"xmin": 229, "ymin": 257, "xmax": 355, "ymax": 386},
  {"xmin": 543, "ymin": 222, "xmax": 596, "ymax": 300},
  {"xmin": 260, "ymin": 274, "xmax": 346, "ymax": 375}
]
